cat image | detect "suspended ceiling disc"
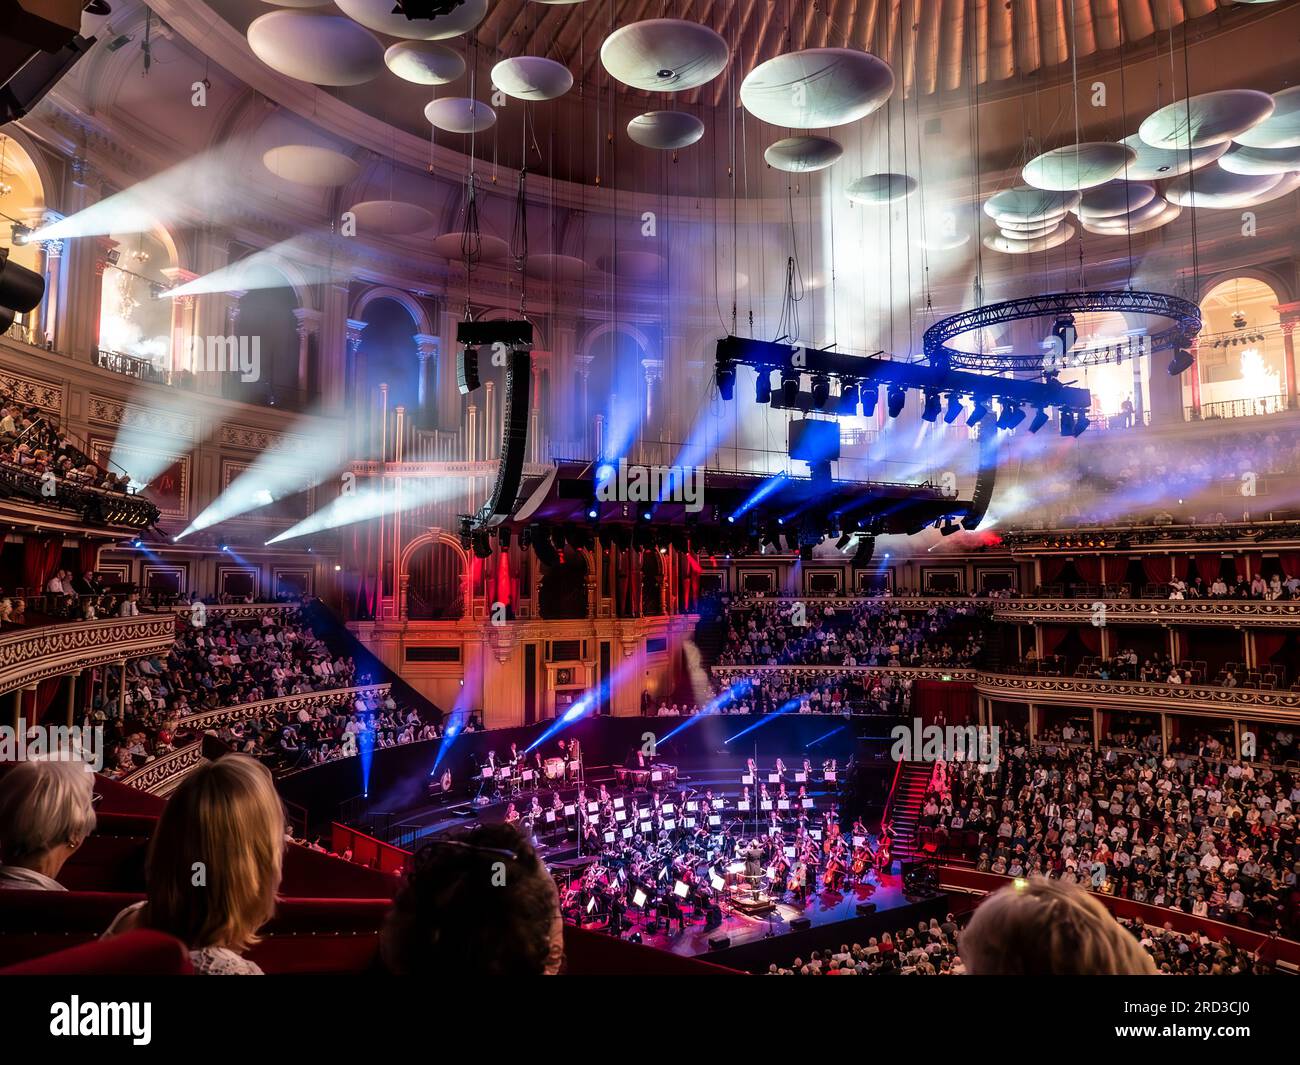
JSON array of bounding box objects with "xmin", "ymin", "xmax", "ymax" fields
[
  {"xmin": 262, "ymin": 145, "xmax": 360, "ymax": 186},
  {"xmin": 846, "ymin": 173, "xmax": 917, "ymax": 204},
  {"xmin": 1218, "ymin": 143, "xmax": 1300, "ymax": 176},
  {"xmin": 430, "ymin": 232, "xmax": 511, "ymax": 261},
  {"xmin": 348, "ymin": 200, "xmax": 436, "ymax": 235},
  {"xmin": 983, "ymin": 223, "xmax": 1075, "ymax": 255},
  {"xmin": 260, "ymin": 0, "xmax": 329, "ymax": 7},
  {"xmin": 998, "ymin": 212, "xmax": 1068, "ymax": 232},
  {"xmin": 335, "ymin": 0, "xmax": 487, "ymax": 40},
  {"xmin": 740, "ymin": 47, "xmax": 895, "ymax": 129},
  {"xmin": 998, "ymin": 221, "xmax": 1060, "ymax": 240},
  {"xmin": 1235, "ymin": 170, "xmax": 1300, "ymax": 207},
  {"xmin": 1165, "ymin": 168, "xmax": 1282, "ymax": 208},
  {"xmin": 1235, "ymin": 86, "xmax": 1300, "ymax": 149},
  {"xmin": 597, "ymin": 251, "xmax": 666, "ymax": 281},
  {"xmin": 1116, "ymin": 133, "xmax": 1227, "ymax": 181},
  {"xmin": 600, "ymin": 19, "xmax": 729, "ymax": 93},
  {"xmin": 764, "ymin": 136, "xmax": 843, "ymax": 173},
  {"xmin": 384, "ymin": 41, "xmax": 465, "ymax": 85},
  {"xmin": 1075, "ymin": 180, "xmax": 1157, "ymax": 220},
  {"xmin": 1081, "ymin": 200, "xmax": 1181, "ymax": 237},
  {"xmin": 1139, "ymin": 90, "xmax": 1275, "ymax": 150},
  {"xmin": 1082, "ymin": 195, "xmax": 1171, "ymax": 230},
  {"xmin": 1022, "ymin": 142, "xmax": 1137, "ymax": 191},
  {"xmin": 247, "ymin": 11, "xmax": 384, "ymax": 86},
  {"xmin": 525, "ymin": 254, "xmax": 590, "ymax": 283},
  {"xmin": 983, "ymin": 186, "xmax": 1081, "ymax": 223},
  {"xmin": 424, "ymin": 97, "xmax": 497, "ymax": 133},
  {"xmin": 491, "ymin": 56, "xmax": 573, "ymax": 101},
  {"xmin": 627, "ymin": 111, "xmax": 705, "ymax": 150}
]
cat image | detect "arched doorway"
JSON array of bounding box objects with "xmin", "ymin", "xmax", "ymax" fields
[
  {"xmin": 1196, "ymin": 278, "xmax": 1288, "ymax": 419},
  {"xmin": 407, "ymin": 540, "xmax": 465, "ymax": 619}
]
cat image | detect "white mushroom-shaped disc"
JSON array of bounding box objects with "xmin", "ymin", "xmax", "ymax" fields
[
  {"xmin": 1234, "ymin": 170, "xmax": 1300, "ymax": 207},
  {"xmin": 846, "ymin": 173, "xmax": 917, "ymax": 204},
  {"xmin": 1118, "ymin": 133, "xmax": 1228, "ymax": 181},
  {"xmin": 1234, "ymin": 86, "xmax": 1300, "ymax": 149},
  {"xmin": 1086, "ymin": 195, "xmax": 1171, "ymax": 229},
  {"xmin": 1074, "ymin": 180, "xmax": 1157, "ymax": 220},
  {"xmin": 260, "ymin": 0, "xmax": 327, "ymax": 7},
  {"xmin": 998, "ymin": 221, "xmax": 1061, "ymax": 240},
  {"xmin": 740, "ymin": 47, "xmax": 895, "ymax": 129},
  {"xmin": 424, "ymin": 97, "xmax": 497, "ymax": 133},
  {"xmin": 1022, "ymin": 142, "xmax": 1137, "ymax": 191},
  {"xmin": 525, "ymin": 254, "xmax": 589, "ymax": 283},
  {"xmin": 998, "ymin": 212, "xmax": 1068, "ymax": 232},
  {"xmin": 248, "ymin": 11, "xmax": 384, "ymax": 86},
  {"xmin": 983, "ymin": 224, "xmax": 1075, "ymax": 255},
  {"xmin": 1219, "ymin": 143, "xmax": 1300, "ymax": 176},
  {"xmin": 1165, "ymin": 169, "xmax": 1282, "ymax": 209},
  {"xmin": 764, "ymin": 136, "xmax": 843, "ymax": 173},
  {"xmin": 384, "ymin": 41, "xmax": 464, "ymax": 85},
  {"xmin": 348, "ymin": 200, "xmax": 436, "ymax": 235},
  {"xmin": 335, "ymin": 0, "xmax": 486, "ymax": 40},
  {"xmin": 430, "ymin": 232, "xmax": 511, "ymax": 261},
  {"xmin": 1080, "ymin": 200, "xmax": 1181, "ymax": 237},
  {"xmin": 983, "ymin": 186, "xmax": 1081, "ymax": 223},
  {"xmin": 600, "ymin": 20, "xmax": 729, "ymax": 92},
  {"xmin": 627, "ymin": 111, "xmax": 705, "ymax": 150},
  {"xmin": 1138, "ymin": 90, "xmax": 1276, "ymax": 150},
  {"xmin": 491, "ymin": 57, "xmax": 573, "ymax": 101},
  {"xmin": 262, "ymin": 145, "xmax": 360, "ymax": 186}
]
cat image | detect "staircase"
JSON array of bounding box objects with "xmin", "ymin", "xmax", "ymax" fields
[{"xmin": 883, "ymin": 761, "xmax": 934, "ymax": 863}]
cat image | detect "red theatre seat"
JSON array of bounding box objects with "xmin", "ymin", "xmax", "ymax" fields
[{"xmin": 0, "ymin": 930, "xmax": 192, "ymax": 976}]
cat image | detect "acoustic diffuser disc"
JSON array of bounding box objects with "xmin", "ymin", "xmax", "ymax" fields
[
  {"xmin": 384, "ymin": 41, "xmax": 465, "ymax": 85},
  {"xmin": 846, "ymin": 173, "xmax": 917, "ymax": 204},
  {"xmin": 262, "ymin": 145, "xmax": 360, "ymax": 186},
  {"xmin": 335, "ymin": 0, "xmax": 487, "ymax": 40},
  {"xmin": 627, "ymin": 111, "xmax": 705, "ymax": 150},
  {"xmin": 1074, "ymin": 180, "xmax": 1157, "ymax": 220},
  {"xmin": 347, "ymin": 200, "xmax": 436, "ymax": 235},
  {"xmin": 740, "ymin": 47, "xmax": 894, "ymax": 129},
  {"xmin": 247, "ymin": 12, "xmax": 383, "ymax": 86},
  {"xmin": 1022, "ymin": 142, "xmax": 1137, "ymax": 191},
  {"xmin": 491, "ymin": 57, "xmax": 573, "ymax": 101},
  {"xmin": 600, "ymin": 20, "xmax": 729, "ymax": 92},
  {"xmin": 1234, "ymin": 86, "xmax": 1300, "ymax": 149},
  {"xmin": 764, "ymin": 136, "xmax": 843, "ymax": 172},
  {"xmin": 983, "ymin": 224, "xmax": 1075, "ymax": 254},
  {"xmin": 1218, "ymin": 144, "xmax": 1300, "ymax": 175},
  {"xmin": 1138, "ymin": 90, "xmax": 1275, "ymax": 150},
  {"xmin": 424, "ymin": 97, "xmax": 497, "ymax": 133},
  {"xmin": 983, "ymin": 186, "xmax": 1081, "ymax": 223},
  {"xmin": 1165, "ymin": 169, "xmax": 1282, "ymax": 208}
]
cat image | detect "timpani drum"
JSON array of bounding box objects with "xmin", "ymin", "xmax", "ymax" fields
[{"xmin": 544, "ymin": 757, "xmax": 566, "ymax": 780}]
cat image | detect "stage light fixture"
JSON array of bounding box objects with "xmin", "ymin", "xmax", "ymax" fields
[
  {"xmin": 586, "ymin": 505, "xmax": 599, "ymax": 520},
  {"xmin": 810, "ymin": 375, "xmax": 831, "ymax": 410},
  {"xmin": 755, "ymin": 370, "xmax": 773, "ymax": 404},
  {"xmin": 941, "ymin": 520, "xmax": 959, "ymax": 536},
  {"xmin": 1028, "ymin": 406, "xmax": 1050, "ymax": 434},
  {"xmin": 10, "ymin": 224, "xmax": 32, "ymax": 246},
  {"xmin": 716, "ymin": 362, "xmax": 736, "ymax": 400},
  {"xmin": 966, "ymin": 398, "xmax": 989, "ymax": 427},
  {"xmin": 1071, "ymin": 412, "xmax": 1090, "ymax": 437},
  {"xmin": 780, "ymin": 372, "xmax": 800, "ymax": 406},
  {"xmin": 860, "ymin": 386, "xmax": 879, "ymax": 418},
  {"xmin": 471, "ymin": 531, "xmax": 492, "ymax": 559},
  {"xmin": 1167, "ymin": 348, "xmax": 1195, "ymax": 376},
  {"xmin": 999, "ymin": 401, "xmax": 1026, "ymax": 431},
  {"xmin": 921, "ymin": 389, "xmax": 942, "ymax": 422},
  {"xmin": 886, "ymin": 386, "xmax": 907, "ymax": 418},
  {"xmin": 943, "ymin": 392, "xmax": 964, "ymax": 424},
  {"xmin": 835, "ymin": 532, "xmax": 851, "ymax": 550},
  {"xmin": 1059, "ymin": 410, "xmax": 1075, "ymax": 436}
]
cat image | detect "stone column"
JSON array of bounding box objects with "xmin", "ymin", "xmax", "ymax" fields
[
  {"xmin": 574, "ymin": 354, "xmax": 594, "ymax": 453},
  {"xmin": 318, "ymin": 281, "xmax": 352, "ymax": 413},
  {"xmin": 346, "ymin": 319, "xmax": 368, "ymax": 456},
  {"xmin": 642, "ymin": 357, "xmax": 664, "ymax": 459},
  {"xmin": 1277, "ymin": 302, "xmax": 1300, "ymax": 410},
  {"xmin": 292, "ymin": 307, "xmax": 322, "ymax": 406},
  {"xmin": 162, "ymin": 268, "xmax": 199, "ymax": 374},
  {"xmin": 413, "ymin": 333, "xmax": 439, "ymax": 430}
]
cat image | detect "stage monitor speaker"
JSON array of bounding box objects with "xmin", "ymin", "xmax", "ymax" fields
[
  {"xmin": 790, "ymin": 917, "xmax": 812, "ymax": 931},
  {"xmin": 456, "ymin": 346, "xmax": 480, "ymax": 395},
  {"xmin": 856, "ymin": 902, "xmax": 877, "ymax": 915},
  {"xmin": 707, "ymin": 935, "xmax": 730, "ymax": 951}
]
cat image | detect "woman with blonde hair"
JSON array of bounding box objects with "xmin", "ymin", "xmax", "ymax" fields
[
  {"xmin": 105, "ymin": 754, "xmax": 284, "ymax": 974},
  {"xmin": 959, "ymin": 876, "xmax": 1156, "ymax": 975}
]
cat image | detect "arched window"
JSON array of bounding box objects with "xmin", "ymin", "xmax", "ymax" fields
[
  {"xmin": 98, "ymin": 228, "xmax": 174, "ymax": 367},
  {"xmin": 407, "ymin": 540, "xmax": 464, "ymax": 619},
  {"xmin": 226, "ymin": 264, "xmax": 300, "ymax": 409},
  {"xmin": 1196, "ymin": 278, "xmax": 1287, "ymax": 419},
  {"xmin": 584, "ymin": 329, "xmax": 646, "ymax": 462},
  {"xmin": 358, "ymin": 297, "xmax": 419, "ymax": 413},
  {"xmin": 0, "ymin": 134, "xmax": 45, "ymax": 340}
]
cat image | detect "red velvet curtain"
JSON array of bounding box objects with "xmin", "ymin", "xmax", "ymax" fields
[
  {"xmin": 1072, "ymin": 554, "xmax": 1102, "ymax": 584},
  {"xmin": 914, "ymin": 680, "xmax": 976, "ymax": 724},
  {"xmin": 1038, "ymin": 557, "xmax": 1067, "ymax": 587},
  {"xmin": 1142, "ymin": 556, "xmax": 1171, "ymax": 585},
  {"xmin": 1077, "ymin": 624, "xmax": 1102, "ymax": 654},
  {"xmin": 23, "ymin": 534, "xmax": 63, "ymax": 596},
  {"xmin": 79, "ymin": 540, "xmax": 100, "ymax": 576}
]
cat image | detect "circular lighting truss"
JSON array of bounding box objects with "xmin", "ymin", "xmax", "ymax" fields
[{"xmin": 922, "ymin": 290, "xmax": 1202, "ymax": 375}]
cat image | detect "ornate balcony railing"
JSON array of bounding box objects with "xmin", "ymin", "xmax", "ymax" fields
[
  {"xmin": 0, "ymin": 614, "xmax": 177, "ymax": 693},
  {"xmin": 118, "ymin": 683, "xmax": 392, "ymax": 795}
]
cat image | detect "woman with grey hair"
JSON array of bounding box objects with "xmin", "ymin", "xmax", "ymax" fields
[{"xmin": 0, "ymin": 760, "xmax": 97, "ymax": 890}]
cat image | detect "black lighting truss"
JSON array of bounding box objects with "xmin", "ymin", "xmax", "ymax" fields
[
  {"xmin": 922, "ymin": 290, "xmax": 1202, "ymax": 375},
  {"xmin": 715, "ymin": 335, "xmax": 1092, "ymax": 411}
]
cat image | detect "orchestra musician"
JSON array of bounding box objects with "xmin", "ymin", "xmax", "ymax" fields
[{"xmin": 504, "ymin": 802, "xmax": 521, "ymax": 827}]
